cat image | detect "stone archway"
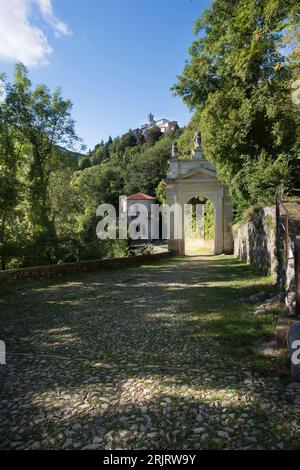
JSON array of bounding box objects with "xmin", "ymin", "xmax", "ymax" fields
[{"xmin": 166, "ymin": 138, "xmax": 233, "ymax": 255}]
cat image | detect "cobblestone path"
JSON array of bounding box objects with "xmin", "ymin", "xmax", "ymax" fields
[{"xmin": 0, "ymin": 256, "xmax": 299, "ymax": 449}]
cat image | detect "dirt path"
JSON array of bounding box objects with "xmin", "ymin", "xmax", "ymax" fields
[{"xmin": 0, "ymin": 255, "xmax": 298, "ymax": 449}]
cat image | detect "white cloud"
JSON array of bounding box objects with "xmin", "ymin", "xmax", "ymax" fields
[
  {"xmin": 0, "ymin": 0, "xmax": 72, "ymax": 67},
  {"xmin": 35, "ymin": 0, "xmax": 72, "ymax": 37}
]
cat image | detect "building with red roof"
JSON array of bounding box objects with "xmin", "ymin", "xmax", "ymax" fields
[
  {"xmin": 126, "ymin": 192, "xmax": 156, "ymax": 239},
  {"xmin": 127, "ymin": 192, "xmax": 155, "ymax": 201}
]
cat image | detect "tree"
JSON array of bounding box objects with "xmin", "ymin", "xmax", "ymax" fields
[
  {"xmin": 71, "ymin": 161, "xmax": 128, "ymax": 260},
  {"xmin": 6, "ymin": 64, "xmax": 79, "ymax": 235},
  {"xmin": 116, "ymin": 131, "xmax": 138, "ymax": 153},
  {"xmin": 174, "ymin": 0, "xmax": 298, "ymax": 217},
  {"xmin": 145, "ymin": 126, "xmax": 162, "ymax": 145},
  {"xmin": 124, "ymin": 136, "xmax": 172, "ymax": 196},
  {"xmin": 0, "ymin": 73, "xmax": 22, "ymax": 269},
  {"xmin": 102, "ymin": 143, "xmax": 110, "ymax": 160},
  {"xmin": 0, "ymin": 171, "xmax": 21, "ymax": 270},
  {"xmin": 155, "ymin": 180, "xmax": 167, "ymax": 204},
  {"xmin": 78, "ymin": 156, "xmax": 92, "ymax": 170},
  {"xmin": 0, "ymin": 64, "xmax": 82, "ymax": 268},
  {"xmin": 71, "ymin": 161, "xmax": 124, "ymax": 236}
]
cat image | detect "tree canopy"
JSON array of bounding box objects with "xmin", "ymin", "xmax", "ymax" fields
[{"xmin": 174, "ymin": 0, "xmax": 299, "ymax": 216}]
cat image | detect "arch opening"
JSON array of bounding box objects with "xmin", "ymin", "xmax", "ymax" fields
[{"xmin": 184, "ymin": 196, "xmax": 215, "ymax": 256}]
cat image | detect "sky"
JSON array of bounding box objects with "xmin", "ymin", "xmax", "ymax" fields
[{"xmin": 0, "ymin": 0, "xmax": 211, "ymax": 150}]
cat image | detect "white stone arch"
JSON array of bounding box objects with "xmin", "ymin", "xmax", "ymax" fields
[{"xmin": 166, "ymin": 149, "xmax": 233, "ymax": 256}]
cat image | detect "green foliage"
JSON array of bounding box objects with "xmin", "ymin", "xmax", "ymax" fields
[
  {"xmin": 48, "ymin": 168, "xmax": 79, "ymax": 237},
  {"xmin": 0, "ymin": 73, "xmax": 22, "ymax": 269},
  {"xmin": 71, "ymin": 161, "xmax": 124, "ymax": 237},
  {"xmin": 0, "ymin": 65, "xmax": 81, "ymax": 268},
  {"xmin": 124, "ymin": 136, "xmax": 172, "ymax": 195},
  {"xmin": 0, "ymin": 64, "xmax": 175, "ymax": 270},
  {"xmin": 239, "ymin": 205, "xmax": 262, "ymax": 225},
  {"xmin": 145, "ymin": 125, "xmax": 162, "ymax": 145},
  {"xmin": 230, "ymin": 152, "xmax": 292, "ymax": 214},
  {"xmin": 174, "ymin": 0, "xmax": 298, "ymax": 218},
  {"xmin": 115, "ymin": 130, "xmax": 139, "ymax": 153},
  {"xmin": 204, "ymin": 200, "xmax": 214, "ymax": 240},
  {"xmin": 265, "ymin": 214, "xmax": 275, "ymax": 233},
  {"xmin": 177, "ymin": 109, "xmax": 202, "ymax": 158},
  {"xmin": 186, "ymin": 197, "xmax": 214, "ymax": 240},
  {"xmin": 78, "ymin": 239, "xmax": 129, "ymax": 261},
  {"xmin": 155, "ymin": 180, "xmax": 167, "ymax": 204},
  {"xmin": 5, "ymin": 64, "xmax": 79, "ymax": 236},
  {"xmin": 73, "ymin": 135, "xmax": 172, "ymax": 247},
  {"xmin": 78, "ymin": 157, "xmax": 92, "ymax": 170}
]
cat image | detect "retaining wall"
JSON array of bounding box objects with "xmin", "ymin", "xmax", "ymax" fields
[
  {"xmin": 234, "ymin": 206, "xmax": 277, "ymax": 276},
  {"xmin": 0, "ymin": 252, "xmax": 171, "ymax": 284}
]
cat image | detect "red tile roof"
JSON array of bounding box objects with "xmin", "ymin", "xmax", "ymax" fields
[{"xmin": 127, "ymin": 192, "xmax": 155, "ymax": 201}]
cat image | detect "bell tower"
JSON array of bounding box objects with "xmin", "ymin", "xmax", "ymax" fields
[{"xmin": 148, "ymin": 113, "xmax": 154, "ymax": 125}]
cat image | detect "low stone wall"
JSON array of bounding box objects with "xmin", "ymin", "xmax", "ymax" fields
[
  {"xmin": 0, "ymin": 252, "xmax": 171, "ymax": 284},
  {"xmin": 234, "ymin": 206, "xmax": 277, "ymax": 276}
]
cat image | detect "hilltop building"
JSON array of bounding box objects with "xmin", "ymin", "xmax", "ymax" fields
[{"xmin": 135, "ymin": 113, "xmax": 178, "ymax": 136}]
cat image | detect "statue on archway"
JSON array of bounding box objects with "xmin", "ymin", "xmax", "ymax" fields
[
  {"xmin": 194, "ymin": 132, "xmax": 201, "ymax": 150},
  {"xmin": 172, "ymin": 141, "xmax": 178, "ymax": 158}
]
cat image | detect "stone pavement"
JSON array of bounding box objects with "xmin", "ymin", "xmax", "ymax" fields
[{"xmin": 0, "ymin": 256, "xmax": 298, "ymax": 449}]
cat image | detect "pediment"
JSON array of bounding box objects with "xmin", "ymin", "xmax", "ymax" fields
[
  {"xmin": 167, "ymin": 158, "xmax": 218, "ymax": 181},
  {"xmin": 180, "ymin": 167, "xmax": 217, "ymax": 180}
]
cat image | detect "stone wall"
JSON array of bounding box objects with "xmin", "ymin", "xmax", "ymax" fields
[
  {"xmin": 234, "ymin": 206, "xmax": 277, "ymax": 276},
  {"xmin": 0, "ymin": 252, "xmax": 171, "ymax": 284}
]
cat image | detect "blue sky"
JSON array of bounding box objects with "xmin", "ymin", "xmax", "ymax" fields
[{"xmin": 0, "ymin": 0, "xmax": 211, "ymax": 150}]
